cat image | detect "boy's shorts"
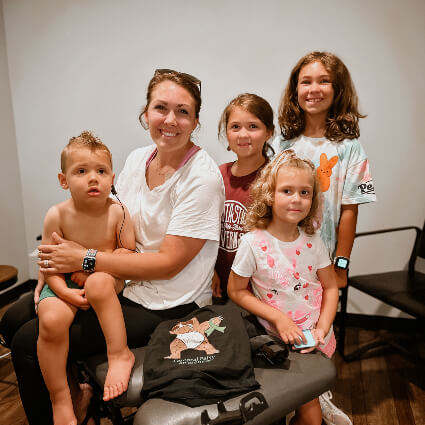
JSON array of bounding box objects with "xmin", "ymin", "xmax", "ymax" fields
[{"xmin": 39, "ymin": 273, "xmax": 80, "ymax": 302}]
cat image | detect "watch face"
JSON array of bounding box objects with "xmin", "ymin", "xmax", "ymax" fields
[
  {"xmin": 335, "ymin": 257, "xmax": 349, "ymax": 269},
  {"xmin": 83, "ymin": 258, "xmax": 96, "ymax": 271}
]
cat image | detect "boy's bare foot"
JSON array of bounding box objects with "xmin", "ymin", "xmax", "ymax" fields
[
  {"xmin": 103, "ymin": 347, "xmax": 135, "ymax": 401},
  {"xmin": 51, "ymin": 389, "xmax": 77, "ymax": 425}
]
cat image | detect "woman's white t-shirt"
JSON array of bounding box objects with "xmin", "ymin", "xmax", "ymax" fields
[{"xmin": 115, "ymin": 145, "xmax": 225, "ymax": 310}]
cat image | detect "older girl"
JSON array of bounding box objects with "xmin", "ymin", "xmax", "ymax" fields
[
  {"xmin": 274, "ymin": 51, "xmax": 376, "ymax": 289},
  {"xmin": 213, "ymin": 93, "xmax": 274, "ymax": 301},
  {"xmin": 274, "ymin": 51, "xmax": 369, "ymax": 425}
]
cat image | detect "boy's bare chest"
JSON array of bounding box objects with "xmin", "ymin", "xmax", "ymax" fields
[{"xmin": 60, "ymin": 211, "xmax": 118, "ymax": 252}]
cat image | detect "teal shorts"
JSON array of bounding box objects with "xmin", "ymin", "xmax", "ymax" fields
[{"xmin": 39, "ymin": 274, "xmax": 80, "ymax": 302}]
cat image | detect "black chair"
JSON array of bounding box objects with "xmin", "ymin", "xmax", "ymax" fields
[
  {"xmin": 0, "ymin": 265, "xmax": 18, "ymax": 360},
  {"xmin": 85, "ymin": 343, "xmax": 336, "ymax": 425},
  {"xmin": 338, "ymin": 221, "xmax": 425, "ymax": 361}
]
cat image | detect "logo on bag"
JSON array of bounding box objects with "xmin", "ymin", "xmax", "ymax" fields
[{"xmin": 164, "ymin": 316, "xmax": 226, "ymax": 360}]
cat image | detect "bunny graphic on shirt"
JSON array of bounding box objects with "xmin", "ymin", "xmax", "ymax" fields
[{"xmin": 317, "ymin": 153, "xmax": 338, "ymax": 192}]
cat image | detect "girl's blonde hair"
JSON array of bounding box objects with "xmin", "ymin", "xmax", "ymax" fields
[
  {"xmin": 245, "ymin": 150, "xmax": 321, "ymax": 235},
  {"xmin": 278, "ymin": 51, "xmax": 365, "ymax": 142}
]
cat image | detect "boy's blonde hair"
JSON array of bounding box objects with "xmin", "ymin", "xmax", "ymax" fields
[
  {"xmin": 61, "ymin": 131, "xmax": 112, "ymax": 172},
  {"xmin": 245, "ymin": 150, "xmax": 321, "ymax": 235}
]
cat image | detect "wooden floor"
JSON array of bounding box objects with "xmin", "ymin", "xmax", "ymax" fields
[
  {"xmin": 1, "ymin": 304, "xmax": 424, "ymax": 425},
  {"xmin": 330, "ymin": 327, "xmax": 425, "ymax": 425}
]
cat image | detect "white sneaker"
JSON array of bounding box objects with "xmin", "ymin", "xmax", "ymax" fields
[
  {"xmin": 286, "ymin": 410, "xmax": 295, "ymax": 425},
  {"xmin": 319, "ymin": 391, "xmax": 352, "ymax": 425}
]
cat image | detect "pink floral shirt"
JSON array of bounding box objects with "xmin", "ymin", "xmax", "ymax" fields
[{"xmin": 232, "ymin": 228, "xmax": 336, "ymax": 357}]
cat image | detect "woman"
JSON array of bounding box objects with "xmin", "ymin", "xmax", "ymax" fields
[{"xmin": 4, "ymin": 68, "xmax": 224, "ymax": 424}]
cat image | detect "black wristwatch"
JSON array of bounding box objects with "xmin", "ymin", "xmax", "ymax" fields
[
  {"xmin": 334, "ymin": 256, "xmax": 350, "ymax": 270},
  {"xmin": 82, "ymin": 249, "xmax": 98, "ymax": 273}
]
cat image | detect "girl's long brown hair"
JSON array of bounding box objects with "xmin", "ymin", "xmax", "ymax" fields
[{"xmin": 278, "ymin": 51, "xmax": 366, "ymax": 142}]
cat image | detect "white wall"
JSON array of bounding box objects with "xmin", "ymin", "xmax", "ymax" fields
[
  {"xmin": 0, "ymin": 2, "xmax": 29, "ymax": 283},
  {"xmin": 2, "ymin": 0, "xmax": 425, "ymax": 315}
]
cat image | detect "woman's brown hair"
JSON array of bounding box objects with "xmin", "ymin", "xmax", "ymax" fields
[
  {"xmin": 278, "ymin": 51, "xmax": 366, "ymax": 142},
  {"xmin": 139, "ymin": 69, "xmax": 202, "ymax": 128}
]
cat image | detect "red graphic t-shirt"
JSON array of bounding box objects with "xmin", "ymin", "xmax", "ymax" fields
[{"xmin": 215, "ymin": 162, "xmax": 264, "ymax": 298}]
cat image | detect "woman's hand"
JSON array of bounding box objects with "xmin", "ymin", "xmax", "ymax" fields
[{"xmin": 38, "ymin": 232, "xmax": 87, "ymax": 274}]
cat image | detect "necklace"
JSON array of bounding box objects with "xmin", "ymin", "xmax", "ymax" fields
[{"xmin": 155, "ymin": 158, "xmax": 174, "ymax": 180}]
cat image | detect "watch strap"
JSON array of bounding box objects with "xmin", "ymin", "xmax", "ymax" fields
[{"xmin": 86, "ymin": 249, "xmax": 97, "ymax": 259}]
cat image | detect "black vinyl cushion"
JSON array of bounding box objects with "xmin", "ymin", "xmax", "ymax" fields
[{"xmin": 349, "ymin": 271, "xmax": 425, "ymax": 319}]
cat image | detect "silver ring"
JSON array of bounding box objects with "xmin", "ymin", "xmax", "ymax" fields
[{"xmin": 44, "ymin": 259, "xmax": 49, "ymax": 268}]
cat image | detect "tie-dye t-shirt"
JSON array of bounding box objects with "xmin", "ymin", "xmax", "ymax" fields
[
  {"xmin": 272, "ymin": 135, "xmax": 376, "ymax": 256},
  {"xmin": 232, "ymin": 228, "xmax": 336, "ymax": 357}
]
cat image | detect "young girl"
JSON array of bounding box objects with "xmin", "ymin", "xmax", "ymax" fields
[
  {"xmin": 212, "ymin": 93, "xmax": 275, "ymax": 301},
  {"xmin": 273, "ymin": 51, "xmax": 376, "ymax": 289},
  {"xmin": 228, "ymin": 150, "xmax": 339, "ymax": 425}
]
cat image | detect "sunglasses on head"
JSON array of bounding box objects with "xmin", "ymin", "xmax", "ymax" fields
[{"xmin": 154, "ymin": 69, "xmax": 201, "ymax": 95}]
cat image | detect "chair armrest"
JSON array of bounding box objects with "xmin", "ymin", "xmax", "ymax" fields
[
  {"xmin": 353, "ymin": 225, "xmax": 422, "ymax": 274},
  {"xmin": 355, "ymin": 226, "xmax": 421, "ymax": 239}
]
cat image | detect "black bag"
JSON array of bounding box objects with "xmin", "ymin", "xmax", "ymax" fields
[{"xmin": 141, "ymin": 304, "xmax": 259, "ymax": 407}]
